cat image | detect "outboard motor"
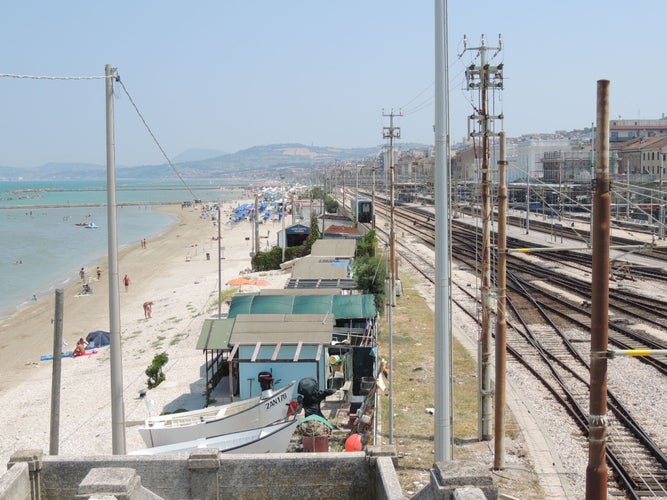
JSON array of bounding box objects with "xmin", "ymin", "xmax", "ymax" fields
[
  {"xmin": 258, "ymin": 371, "xmax": 274, "ymax": 398},
  {"xmin": 297, "ymin": 377, "xmax": 336, "ymax": 419}
]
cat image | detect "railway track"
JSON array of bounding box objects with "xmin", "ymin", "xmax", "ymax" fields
[{"xmin": 366, "ymin": 195, "xmax": 667, "ymax": 497}]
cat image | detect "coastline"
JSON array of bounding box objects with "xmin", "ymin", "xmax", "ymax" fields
[{"xmin": 0, "ymin": 201, "xmax": 290, "ymax": 465}]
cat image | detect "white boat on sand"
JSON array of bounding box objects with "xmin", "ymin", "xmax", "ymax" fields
[
  {"xmin": 130, "ymin": 417, "xmax": 300, "ymax": 455},
  {"xmin": 139, "ymin": 380, "xmax": 297, "ymax": 447}
]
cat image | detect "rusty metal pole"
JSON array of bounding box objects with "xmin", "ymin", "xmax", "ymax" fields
[
  {"xmin": 586, "ymin": 79, "xmax": 610, "ymax": 500},
  {"xmin": 494, "ymin": 132, "xmax": 507, "ymax": 468}
]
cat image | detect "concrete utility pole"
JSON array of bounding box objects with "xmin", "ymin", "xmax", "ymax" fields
[
  {"xmin": 434, "ymin": 0, "xmax": 453, "ymax": 462},
  {"xmin": 105, "ymin": 64, "xmax": 126, "ymax": 454},
  {"xmin": 371, "ymin": 166, "xmax": 377, "ymax": 230},
  {"xmin": 462, "ymin": 34, "xmax": 504, "ymax": 441},
  {"xmin": 218, "ymin": 204, "xmax": 222, "ymax": 319},
  {"xmin": 383, "ymin": 110, "xmax": 402, "ymax": 305},
  {"xmin": 281, "ymin": 175, "xmax": 286, "ymax": 263},
  {"xmin": 254, "ymin": 193, "xmax": 260, "ymax": 256},
  {"xmin": 49, "ymin": 289, "xmax": 64, "ymax": 455},
  {"xmin": 586, "ymin": 79, "xmax": 610, "ymax": 500}
]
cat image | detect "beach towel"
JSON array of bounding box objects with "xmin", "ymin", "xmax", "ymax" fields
[{"xmin": 40, "ymin": 349, "xmax": 98, "ymax": 361}]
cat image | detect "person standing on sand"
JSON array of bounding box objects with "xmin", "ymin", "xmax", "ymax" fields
[
  {"xmin": 79, "ymin": 267, "xmax": 85, "ymax": 281},
  {"xmin": 124, "ymin": 274, "xmax": 130, "ymax": 292},
  {"xmin": 143, "ymin": 301, "xmax": 153, "ymax": 319},
  {"xmin": 96, "ymin": 266, "xmax": 102, "ymax": 280}
]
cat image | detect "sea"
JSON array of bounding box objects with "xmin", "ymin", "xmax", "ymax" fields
[{"xmin": 0, "ymin": 179, "xmax": 243, "ymax": 320}]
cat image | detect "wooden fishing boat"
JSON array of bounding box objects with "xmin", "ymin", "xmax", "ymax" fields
[
  {"xmin": 139, "ymin": 380, "xmax": 296, "ymax": 447},
  {"xmin": 131, "ymin": 417, "xmax": 300, "ymax": 455}
]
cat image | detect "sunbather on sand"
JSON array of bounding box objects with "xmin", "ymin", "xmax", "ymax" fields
[{"xmin": 72, "ymin": 338, "xmax": 88, "ymax": 357}]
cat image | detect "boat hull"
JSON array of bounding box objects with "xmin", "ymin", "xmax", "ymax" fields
[
  {"xmin": 139, "ymin": 381, "xmax": 296, "ymax": 447},
  {"xmin": 131, "ymin": 417, "xmax": 299, "ymax": 455}
]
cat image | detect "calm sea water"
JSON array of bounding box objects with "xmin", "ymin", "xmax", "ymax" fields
[{"xmin": 0, "ymin": 180, "xmax": 242, "ymax": 319}]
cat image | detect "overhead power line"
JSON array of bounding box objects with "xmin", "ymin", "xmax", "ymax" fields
[
  {"xmin": 0, "ymin": 73, "xmax": 108, "ymax": 80},
  {"xmin": 113, "ymin": 75, "xmax": 199, "ymax": 201}
]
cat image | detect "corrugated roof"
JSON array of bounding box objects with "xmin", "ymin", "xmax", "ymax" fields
[
  {"xmin": 195, "ymin": 318, "xmax": 235, "ymax": 350},
  {"xmin": 228, "ymin": 293, "xmax": 377, "ymax": 319},
  {"xmin": 256, "ymin": 288, "xmax": 341, "ymax": 296},
  {"xmin": 310, "ymin": 238, "xmax": 357, "ymax": 257},
  {"xmin": 285, "ymin": 278, "xmax": 357, "ymax": 290},
  {"xmin": 229, "ymin": 313, "xmax": 334, "ymax": 344},
  {"xmin": 291, "ymin": 256, "xmax": 350, "ymax": 279}
]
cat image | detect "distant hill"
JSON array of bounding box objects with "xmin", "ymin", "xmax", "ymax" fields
[
  {"xmin": 172, "ymin": 148, "xmax": 227, "ymax": 163},
  {"xmin": 0, "ymin": 143, "xmax": 388, "ymax": 181}
]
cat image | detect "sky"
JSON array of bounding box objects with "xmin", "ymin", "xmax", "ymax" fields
[{"xmin": 2, "ymin": 1, "xmax": 667, "ymax": 168}]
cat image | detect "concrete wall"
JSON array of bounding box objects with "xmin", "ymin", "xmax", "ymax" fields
[{"xmin": 4, "ymin": 447, "xmax": 407, "ymax": 500}]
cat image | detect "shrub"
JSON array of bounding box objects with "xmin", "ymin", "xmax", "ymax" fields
[{"xmin": 146, "ymin": 352, "xmax": 169, "ymax": 389}]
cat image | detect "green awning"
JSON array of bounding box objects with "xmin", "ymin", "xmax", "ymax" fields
[
  {"xmin": 196, "ymin": 318, "xmax": 235, "ymax": 350},
  {"xmin": 227, "ymin": 293, "xmax": 376, "ymax": 319}
]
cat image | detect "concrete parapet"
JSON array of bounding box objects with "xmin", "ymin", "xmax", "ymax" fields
[
  {"xmin": 452, "ymin": 486, "xmax": 487, "ymax": 499},
  {"xmin": 367, "ymin": 444, "xmax": 399, "ymax": 468},
  {"xmin": 40, "ymin": 455, "xmax": 189, "ymax": 499},
  {"xmin": 75, "ymin": 467, "xmax": 163, "ymax": 500},
  {"xmin": 2, "ymin": 448, "xmax": 405, "ymax": 499},
  {"xmin": 411, "ymin": 460, "xmax": 498, "ymax": 500},
  {"xmin": 217, "ymin": 451, "xmax": 372, "ymax": 498},
  {"xmin": 7, "ymin": 449, "xmax": 43, "ymax": 499},
  {"xmin": 0, "ymin": 461, "xmax": 31, "ymax": 500},
  {"xmin": 374, "ymin": 456, "xmax": 406, "ymax": 500},
  {"xmin": 187, "ymin": 448, "xmax": 219, "ymax": 499}
]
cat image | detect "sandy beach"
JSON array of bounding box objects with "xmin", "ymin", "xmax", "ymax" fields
[{"xmin": 0, "ymin": 202, "xmax": 290, "ymax": 467}]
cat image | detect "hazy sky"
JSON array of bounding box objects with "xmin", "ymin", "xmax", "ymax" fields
[{"xmin": 2, "ymin": 1, "xmax": 665, "ymax": 168}]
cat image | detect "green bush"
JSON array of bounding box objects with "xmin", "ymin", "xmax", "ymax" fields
[{"xmin": 146, "ymin": 352, "xmax": 169, "ymax": 389}]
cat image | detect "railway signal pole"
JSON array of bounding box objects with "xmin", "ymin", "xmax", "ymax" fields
[{"xmin": 462, "ymin": 34, "xmax": 504, "ymax": 442}]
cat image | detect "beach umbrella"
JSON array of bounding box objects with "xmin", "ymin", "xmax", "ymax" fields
[
  {"xmin": 247, "ymin": 279, "xmax": 271, "ymax": 286},
  {"xmin": 226, "ymin": 277, "xmax": 252, "ymax": 286},
  {"xmin": 85, "ymin": 330, "xmax": 110, "ymax": 348}
]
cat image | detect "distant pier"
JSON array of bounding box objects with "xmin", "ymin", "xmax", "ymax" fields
[{"xmin": 0, "ymin": 201, "xmax": 183, "ymax": 210}]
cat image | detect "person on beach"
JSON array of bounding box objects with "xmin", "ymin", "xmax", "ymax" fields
[
  {"xmin": 79, "ymin": 267, "xmax": 85, "ymax": 281},
  {"xmin": 96, "ymin": 267, "xmax": 101, "ymax": 280},
  {"xmin": 72, "ymin": 338, "xmax": 89, "ymax": 357},
  {"xmin": 124, "ymin": 274, "xmax": 131, "ymax": 292},
  {"xmin": 143, "ymin": 301, "xmax": 153, "ymax": 319}
]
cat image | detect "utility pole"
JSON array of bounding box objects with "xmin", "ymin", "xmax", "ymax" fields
[
  {"xmin": 218, "ymin": 204, "xmax": 223, "ymax": 318},
  {"xmin": 254, "ymin": 193, "xmax": 260, "ymax": 256},
  {"xmin": 434, "ymin": 0, "xmax": 453, "ymax": 461},
  {"xmin": 281, "ymin": 175, "xmax": 286, "ymax": 262},
  {"xmin": 494, "ymin": 132, "xmax": 507, "ymax": 468},
  {"xmin": 586, "ymin": 79, "xmax": 610, "ymax": 500},
  {"xmin": 371, "ymin": 166, "xmax": 377, "ymax": 230},
  {"xmin": 383, "ymin": 110, "xmax": 402, "ymax": 306},
  {"xmin": 462, "ymin": 34, "xmax": 504, "ymax": 442},
  {"xmin": 105, "ymin": 64, "xmax": 126, "ymax": 454}
]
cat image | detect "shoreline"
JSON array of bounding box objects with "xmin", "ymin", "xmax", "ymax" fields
[
  {"xmin": 0, "ymin": 208, "xmax": 178, "ymax": 321},
  {"xmin": 0, "ymin": 201, "xmax": 291, "ymax": 465},
  {"xmin": 0, "ymin": 205, "xmax": 178, "ymax": 321}
]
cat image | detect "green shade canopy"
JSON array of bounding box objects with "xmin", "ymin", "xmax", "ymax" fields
[
  {"xmin": 227, "ymin": 293, "xmax": 376, "ymax": 320},
  {"xmin": 196, "ymin": 318, "xmax": 234, "ymax": 350}
]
